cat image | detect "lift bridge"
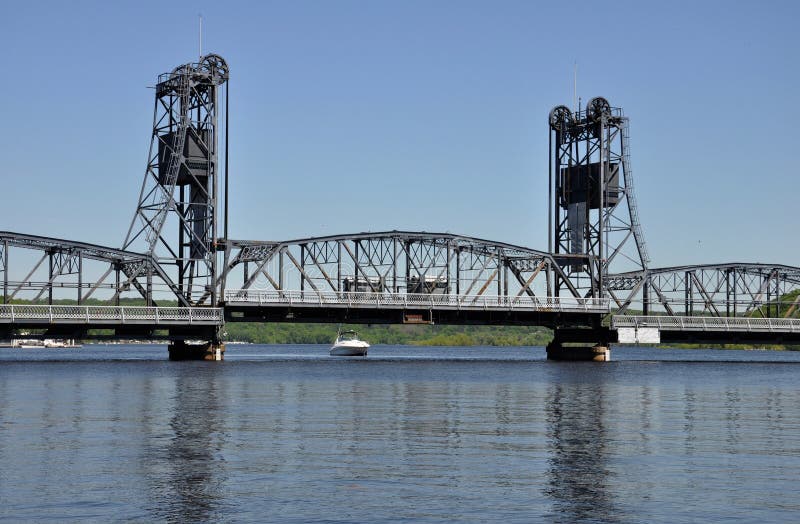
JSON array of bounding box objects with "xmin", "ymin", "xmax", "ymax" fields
[{"xmin": 2, "ymin": 54, "xmax": 799, "ymax": 360}]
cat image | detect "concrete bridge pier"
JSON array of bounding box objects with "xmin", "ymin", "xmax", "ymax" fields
[
  {"xmin": 547, "ymin": 327, "xmax": 612, "ymax": 362},
  {"xmin": 546, "ymin": 341, "xmax": 610, "ymax": 361},
  {"xmin": 168, "ymin": 340, "xmax": 226, "ymax": 361}
]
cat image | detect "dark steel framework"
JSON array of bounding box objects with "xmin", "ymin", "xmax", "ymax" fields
[
  {"xmin": 220, "ymin": 231, "xmax": 584, "ymax": 299},
  {"xmin": 549, "ymin": 98, "xmax": 649, "ymax": 299},
  {"xmin": 0, "ymin": 231, "xmax": 181, "ymax": 306},
  {"xmin": 123, "ymin": 54, "xmax": 229, "ymax": 307},
  {"xmin": 218, "ymin": 231, "xmax": 607, "ymax": 325},
  {"xmin": 607, "ymin": 263, "xmax": 800, "ymax": 318}
]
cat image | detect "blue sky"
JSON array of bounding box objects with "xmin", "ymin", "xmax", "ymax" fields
[{"xmin": 1, "ymin": 1, "xmax": 798, "ymax": 268}]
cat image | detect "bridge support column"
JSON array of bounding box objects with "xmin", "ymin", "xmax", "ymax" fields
[
  {"xmin": 547, "ymin": 328, "xmax": 611, "ymax": 362},
  {"xmin": 168, "ymin": 340, "xmax": 225, "ymax": 361},
  {"xmin": 546, "ymin": 341, "xmax": 610, "ymax": 361}
]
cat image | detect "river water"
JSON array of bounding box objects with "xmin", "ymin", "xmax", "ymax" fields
[{"xmin": 1, "ymin": 344, "xmax": 799, "ymax": 523}]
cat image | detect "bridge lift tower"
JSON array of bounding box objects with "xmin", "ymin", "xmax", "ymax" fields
[
  {"xmin": 548, "ymin": 97, "xmax": 650, "ymax": 300},
  {"xmin": 123, "ymin": 54, "xmax": 229, "ymax": 308}
]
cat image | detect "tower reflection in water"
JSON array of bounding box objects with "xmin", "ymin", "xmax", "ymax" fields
[
  {"xmin": 545, "ymin": 380, "xmax": 618, "ymax": 522},
  {"xmin": 142, "ymin": 365, "xmax": 229, "ymax": 522}
]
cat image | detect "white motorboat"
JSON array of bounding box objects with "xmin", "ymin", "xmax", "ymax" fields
[{"xmin": 330, "ymin": 329, "xmax": 369, "ymax": 356}]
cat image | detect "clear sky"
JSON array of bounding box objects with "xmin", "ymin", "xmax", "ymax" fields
[{"xmin": 1, "ymin": 0, "xmax": 798, "ymax": 269}]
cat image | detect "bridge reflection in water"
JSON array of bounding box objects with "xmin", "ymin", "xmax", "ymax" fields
[{"xmin": 4, "ymin": 350, "xmax": 798, "ymax": 521}]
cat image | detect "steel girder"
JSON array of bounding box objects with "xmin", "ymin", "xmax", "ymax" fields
[
  {"xmin": 0, "ymin": 231, "xmax": 186, "ymax": 306},
  {"xmin": 219, "ymin": 231, "xmax": 585, "ymax": 300},
  {"xmin": 607, "ymin": 263, "xmax": 800, "ymax": 318}
]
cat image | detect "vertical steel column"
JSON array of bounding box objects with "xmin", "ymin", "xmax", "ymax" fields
[
  {"xmin": 178, "ymin": 185, "xmax": 185, "ymax": 298},
  {"xmin": 48, "ymin": 251, "xmax": 54, "ymax": 305},
  {"xmin": 548, "ymin": 126, "xmax": 553, "ymax": 256},
  {"xmin": 685, "ymin": 271, "xmax": 692, "ymax": 316},
  {"xmin": 354, "ymin": 241, "xmax": 360, "ymax": 290},
  {"xmin": 405, "ymin": 241, "xmax": 411, "ymax": 293},
  {"xmin": 643, "ymin": 279, "xmax": 649, "ymax": 316},
  {"xmin": 279, "ymin": 249, "xmax": 284, "ymax": 290},
  {"xmin": 392, "ymin": 238, "xmax": 397, "ymax": 293},
  {"xmin": 725, "ymin": 268, "xmax": 731, "ymax": 317},
  {"xmin": 300, "ymin": 244, "xmax": 305, "ymax": 293},
  {"xmin": 2, "ymin": 240, "xmax": 7, "ymax": 304},
  {"xmin": 446, "ymin": 242, "xmax": 451, "ymax": 295},
  {"xmin": 497, "ymin": 255, "xmax": 502, "ymax": 297},
  {"xmin": 455, "ymin": 248, "xmax": 460, "ymax": 295},
  {"xmin": 224, "ymin": 82, "xmax": 229, "ymax": 241},
  {"xmin": 503, "ymin": 258, "xmax": 508, "ymax": 297},
  {"xmin": 77, "ymin": 252, "xmax": 83, "ymax": 305},
  {"xmin": 146, "ymin": 262, "xmax": 153, "ymax": 306},
  {"xmin": 337, "ymin": 242, "xmax": 342, "ymax": 293},
  {"xmin": 115, "ymin": 265, "xmax": 120, "ymax": 306},
  {"xmin": 766, "ymin": 273, "xmax": 772, "ymax": 318},
  {"xmin": 598, "ymin": 117, "xmax": 606, "ymax": 299},
  {"xmin": 551, "ymin": 126, "xmax": 559, "ymax": 299},
  {"xmin": 210, "ymin": 79, "xmax": 219, "ymax": 309}
]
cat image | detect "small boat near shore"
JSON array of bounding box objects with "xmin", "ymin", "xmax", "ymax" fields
[
  {"xmin": 3, "ymin": 339, "xmax": 83, "ymax": 349},
  {"xmin": 330, "ymin": 329, "xmax": 369, "ymax": 356}
]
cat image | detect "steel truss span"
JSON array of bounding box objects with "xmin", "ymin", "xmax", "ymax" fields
[
  {"xmin": 607, "ymin": 263, "xmax": 800, "ymax": 319},
  {"xmin": 0, "ymin": 231, "xmax": 185, "ymax": 307},
  {"xmin": 218, "ymin": 231, "xmax": 608, "ymax": 325}
]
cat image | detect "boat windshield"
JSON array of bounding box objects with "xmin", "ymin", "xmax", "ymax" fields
[{"xmin": 338, "ymin": 331, "xmax": 359, "ymax": 341}]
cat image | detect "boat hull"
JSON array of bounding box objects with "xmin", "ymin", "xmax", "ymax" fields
[{"xmin": 330, "ymin": 343, "xmax": 369, "ymax": 357}]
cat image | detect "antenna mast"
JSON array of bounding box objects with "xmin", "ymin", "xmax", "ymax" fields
[{"xmin": 573, "ymin": 62, "xmax": 577, "ymax": 112}]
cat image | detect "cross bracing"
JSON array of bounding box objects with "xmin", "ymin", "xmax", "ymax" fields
[
  {"xmin": 220, "ymin": 231, "xmax": 588, "ymax": 301},
  {"xmin": 0, "ymin": 231, "xmax": 187, "ymax": 307},
  {"xmin": 607, "ymin": 263, "xmax": 800, "ymax": 318}
]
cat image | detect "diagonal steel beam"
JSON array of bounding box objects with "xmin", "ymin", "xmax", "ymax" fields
[
  {"xmin": 284, "ymin": 249, "xmax": 320, "ymax": 294},
  {"xmin": 648, "ymin": 278, "xmax": 675, "ymax": 316},
  {"xmin": 511, "ymin": 259, "xmax": 546, "ymax": 298},
  {"xmin": 303, "ymin": 242, "xmax": 338, "ymax": 291},
  {"xmin": 689, "ymin": 271, "xmax": 721, "ymax": 317},
  {"xmin": 342, "ymin": 242, "xmax": 378, "ymax": 292}
]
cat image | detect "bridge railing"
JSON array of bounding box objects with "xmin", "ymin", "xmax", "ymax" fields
[
  {"xmin": 0, "ymin": 305, "xmax": 224, "ymax": 325},
  {"xmin": 223, "ymin": 290, "xmax": 610, "ymax": 313},
  {"xmin": 612, "ymin": 315, "xmax": 800, "ymax": 333}
]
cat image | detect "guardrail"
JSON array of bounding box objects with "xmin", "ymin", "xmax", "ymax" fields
[
  {"xmin": 0, "ymin": 305, "xmax": 224, "ymax": 325},
  {"xmin": 224, "ymin": 290, "xmax": 610, "ymax": 314},
  {"xmin": 611, "ymin": 315, "xmax": 800, "ymax": 333}
]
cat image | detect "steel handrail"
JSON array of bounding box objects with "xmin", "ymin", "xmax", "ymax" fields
[
  {"xmin": 0, "ymin": 305, "xmax": 223, "ymax": 324},
  {"xmin": 223, "ymin": 290, "xmax": 610, "ymax": 313},
  {"xmin": 611, "ymin": 315, "xmax": 800, "ymax": 333}
]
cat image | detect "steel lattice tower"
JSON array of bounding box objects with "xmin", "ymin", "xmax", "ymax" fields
[
  {"xmin": 548, "ymin": 97, "xmax": 649, "ymax": 299},
  {"xmin": 123, "ymin": 54, "xmax": 229, "ymax": 306}
]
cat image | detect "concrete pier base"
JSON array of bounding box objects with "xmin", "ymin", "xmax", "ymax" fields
[
  {"xmin": 168, "ymin": 340, "xmax": 225, "ymax": 361},
  {"xmin": 546, "ymin": 341, "xmax": 610, "ymax": 362}
]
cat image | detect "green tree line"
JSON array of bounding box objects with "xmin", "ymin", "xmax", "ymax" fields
[{"xmin": 223, "ymin": 323, "xmax": 553, "ymax": 346}]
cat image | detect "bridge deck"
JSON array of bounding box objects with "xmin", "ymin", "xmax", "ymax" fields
[
  {"xmin": 0, "ymin": 305, "xmax": 223, "ymax": 326},
  {"xmin": 612, "ymin": 315, "xmax": 800, "ymax": 333},
  {"xmin": 612, "ymin": 315, "xmax": 800, "ymax": 344},
  {"xmin": 225, "ymin": 290, "xmax": 609, "ymax": 312},
  {"xmin": 223, "ymin": 290, "xmax": 610, "ymax": 325}
]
